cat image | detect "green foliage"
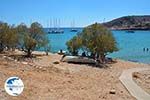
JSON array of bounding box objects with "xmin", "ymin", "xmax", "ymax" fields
[
  {"xmin": 0, "ymin": 21, "xmax": 50, "ymax": 57},
  {"xmin": 66, "ymin": 23, "xmax": 118, "ymax": 63},
  {"xmin": 17, "ymin": 22, "xmax": 49, "ymax": 57},
  {"xmin": 24, "ymin": 34, "xmax": 37, "ymax": 51},
  {"xmin": 16, "ymin": 23, "xmax": 28, "ymax": 49},
  {"xmin": 6, "ymin": 26, "xmax": 18, "ymax": 49},
  {"xmin": 0, "ymin": 22, "xmax": 18, "ymax": 51},
  {"xmin": 66, "ymin": 36, "xmax": 82, "ymax": 56}
]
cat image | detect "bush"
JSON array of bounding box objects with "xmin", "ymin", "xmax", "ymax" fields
[
  {"xmin": 17, "ymin": 22, "xmax": 49, "ymax": 57},
  {"xmin": 0, "ymin": 22, "xmax": 18, "ymax": 52},
  {"xmin": 0, "ymin": 21, "xmax": 50, "ymax": 57},
  {"xmin": 66, "ymin": 23, "xmax": 118, "ymax": 63}
]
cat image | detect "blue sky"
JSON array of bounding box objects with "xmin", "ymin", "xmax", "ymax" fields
[{"xmin": 0, "ymin": 0, "xmax": 150, "ymax": 27}]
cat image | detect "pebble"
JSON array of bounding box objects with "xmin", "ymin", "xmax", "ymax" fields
[
  {"xmin": 42, "ymin": 68, "xmax": 46, "ymax": 71},
  {"xmin": 109, "ymin": 89, "xmax": 116, "ymax": 94},
  {"xmin": 7, "ymin": 57, "xmax": 13, "ymax": 60},
  {"xmin": 121, "ymin": 91, "xmax": 123, "ymax": 93},
  {"xmin": 2, "ymin": 56, "xmax": 6, "ymax": 58},
  {"xmin": 39, "ymin": 67, "xmax": 42, "ymax": 69},
  {"xmin": 0, "ymin": 89, "xmax": 5, "ymax": 93},
  {"xmin": 22, "ymin": 62, "xmax": 28, "ymax": 65},
  {"xmin": 53, "ymin": 61, "xmax": 60, "ymax": 64}
]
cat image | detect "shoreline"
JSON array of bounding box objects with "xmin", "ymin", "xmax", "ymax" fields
[
  {"xmin": 10, "ymin": 49, "xmax": 150, "ymax": 65},
  {"xmin": 34, "ymin": 50, "xmax": 150, "ymax": 65}
]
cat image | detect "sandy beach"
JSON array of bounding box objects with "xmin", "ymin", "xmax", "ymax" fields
[{"xmin": 0, "ymin": 51, "xmax": 149, "ymax": 100}]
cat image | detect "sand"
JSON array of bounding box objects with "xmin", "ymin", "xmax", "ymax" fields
[
  {"xmin": 133, "ymin": 70, "xmax": 150, "ymax": 95},
  {"xmin": 0, "ymin": 51, "xmax": 149, "ymax": 100}
]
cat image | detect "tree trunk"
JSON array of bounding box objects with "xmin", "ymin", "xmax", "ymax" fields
[
  {"xmin": 99, "ymin": 54, "xmax": 106, "ymax": 64},
  {"xmin": 46, "ymin": 51, "xmax": 48, "ymax": 55},
  {"xmin": 99, "ymin": 55, "xmax": 103, "ymax": 64},
  {"xmin": 0, "ymin": 43, "xmax": 4, "ymax": 52},
  {"xmin": 27, "ymin": 49, "xmax": 32, "ymax": 57},
  {"xmin": 73, "ymin": 50, "xmax": 78, "ymax": 56},
  {"xmin": 91, "ymin": 52, "xmax": 96, "ymax": 59}
]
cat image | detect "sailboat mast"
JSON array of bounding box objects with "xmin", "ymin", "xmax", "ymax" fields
[{"xmin": 59, "ymin": 19, "xmax": 60, "ymax": 29}]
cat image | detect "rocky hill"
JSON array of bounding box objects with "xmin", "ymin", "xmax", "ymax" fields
[{"xmin": 103, "ymin": 15, "xmax": 150, "ymax": 30}]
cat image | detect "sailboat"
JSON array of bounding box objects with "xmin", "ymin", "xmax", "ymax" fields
[
  {"xmin": 70, "ymin": 20, "xmax": 78, "ymax": 32},
  {"xmin": 47, "ymin": 19, "xmax": 53, "ymax": 33},
  {"xmin": 48, "ymin": 19, "xmax": 64, "ymax": 34}
]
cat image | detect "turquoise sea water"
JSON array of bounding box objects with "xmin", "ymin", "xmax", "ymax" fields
[{"xmin": 45, "ymin": 28, "xmax": 150, "ymax": 64}]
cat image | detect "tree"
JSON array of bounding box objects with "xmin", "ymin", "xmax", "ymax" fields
[
  {"xmin": 0, "ymin": 22, "xmax": 9, "ymax": 52},
  {"xmin": 16, "ymin": 23, "xmax": 28, "ymax": 52},
  {"xmin": 0, "ymin": 21, "xmax": 49, "ymax": 57},
  {"xmin": 5, "ymin": 25, "xmax": 18, "ymax": 50},
  {"xmin": 43, "ymin": 37, "xmax": 51, "ymax": 55},
  {"xmin": 66, "ymin": 36, "xmax": 82, "ymax": 56},
  {"xmin": 66, "ymin": 23, "xmax": 118, "ymax": 63},
  {"xmin": 17, "ymin": 22, "xmax": 49, "ymax": 57},
  {"xmin": 81, "ymin": 23, "xmax": 118, "ymax": 63},
  {"xmin": 0, "ymin": 22, "xmax": 18, "ymax": 52},
  {"xmin": 95, "ymin": 30, "xmax": 118, "ymax": 63}
]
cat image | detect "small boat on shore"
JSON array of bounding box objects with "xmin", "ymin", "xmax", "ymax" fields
[{"xmin": 62, "ymin": 56, "xmax": 96, "ymax": 64}]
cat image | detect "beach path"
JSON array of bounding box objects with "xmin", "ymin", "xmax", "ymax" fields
[{"xmin": 119, "ymin": 67, "xmax": 150, "ymax": 100}]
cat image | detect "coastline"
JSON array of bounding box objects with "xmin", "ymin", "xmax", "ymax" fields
[
  {"xmin": 10, "ymin": 49, "xmax": 150, "ymax": 65},
  {"xmin": 110, "ymin": 28, "xmax": 150, "ymax": 31}
]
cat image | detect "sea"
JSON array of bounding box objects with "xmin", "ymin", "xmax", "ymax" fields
[{"xmin": 44, "ymin": 28, "xmax": 150, "ymax": 64}]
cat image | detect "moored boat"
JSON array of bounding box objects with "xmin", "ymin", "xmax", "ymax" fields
[{"xmin": 126, "ymin": 30, "xmax": 135, "ymax": 33}]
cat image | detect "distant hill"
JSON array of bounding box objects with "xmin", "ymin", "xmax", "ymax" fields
[{"xmin": 103, "ymin": 15, "xmax": 150, "ymax": 30}]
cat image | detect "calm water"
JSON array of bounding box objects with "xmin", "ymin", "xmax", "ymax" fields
[{"xmin": 45, "ymin": 28, "xmax": 150, "ymax": 64}]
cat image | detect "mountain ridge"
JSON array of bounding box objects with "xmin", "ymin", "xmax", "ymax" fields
[{"xmin": 103, "ymin": 15, "xmax": 150, "ymax": 30}]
